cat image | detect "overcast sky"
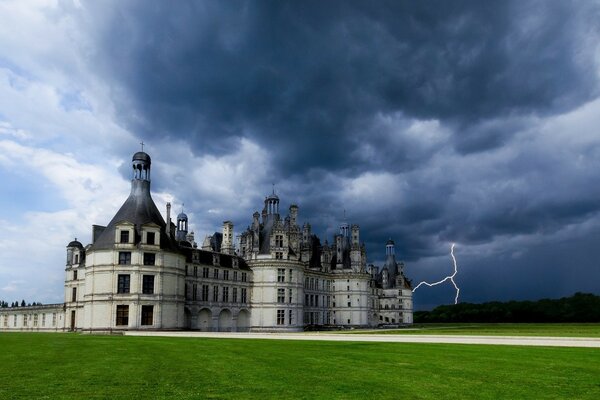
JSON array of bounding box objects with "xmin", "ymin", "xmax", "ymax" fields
[{"xmin": 1, "ymin": 1, "xmax": 600, "ymax": 309}]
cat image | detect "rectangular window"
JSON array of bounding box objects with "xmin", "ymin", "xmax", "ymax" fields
[
  {"xmin": 201, "ymin": 285, "xmax": 209, "ymax": 301},
  {"xmin": 213, "ymin": 269, "xmax": 219, "ymax": 279},
  {"xmin": 288, "ymin": 309, "xmax": 293, "ymax": 325},
  {"xmin": 33, "ymin": 314, "xmax": 38, "ymax": 327},
  {"xmin": 42, "ymin": 314, "xmax": 46, "ymax": 327},
  {"xmin": 146, "ymin": 232, "xmax": 155, "ymax": 245},
  {"xmin": 347, "ymin": 302, "xmax": 351, "ymax": 307},
  {"xmin": 233, "ymin": 287, "xmax": 238, "ymax": 303},
  {"xmin": 213, "ymin": 286, "xmax": 219, "ymax": 302},
  {"xmin": 277, "ymin": 288, "xmax": 285, "ymax": 303},
  {"xmin": 203, "ymin": 267, "xmax": 209, "ymax": 278},
  {"xmin": 276, "ymin": 310, "xmax": 285, "ymax": 325},
  {"xmin": 23, "ymin": 315, "xmax": 28, "ymax": 326},
  {"xmin": 52, "ymin": 313, "xmax": 56, "ymax": 327},
  {"xmin": 73, "ymin": 270, "xmax": 78, "ymax": 280},
  {"xmin": 275, "ymin": 235, "xmax": 283, "ymax": 247},
  {"xmin": 3, "ymin": 315, "xmax": 7, "ymax": 327},
  {"xmin": 224, "ymin": 270, "xmax": 229, "ymax": 280},
  {"xmin": 305, "ymin": 294, "xmax": 309, "ymax": 306},
  {"xmin": 141, "ymin": 305, "xmax": 153, "ymax": 326},
  {"xmin": 277, "ymin": 268, "xmax": 285, "ymax": 282},
  {"xmin": 142, "ymin": 275, "xmax": 155, "ymax": 294},
  {"xmin": 143, "ymin": 253, "xmax": 155, "ymax": 266},
  {"xmin": 72, "ymin": 287, "xmax": 77, "ymax": 302},
  {"xmin": 288, "ymin": 269, "xmax": 292, "ymax": 282},
  {"xmin": 241, "ymin": 272, "xmax": 247, "ymax": 282},
  {"xmin": 193, "ymin": 284, "xmax": 198, "ymax": 300},
  {"xmin": 116, "ymin": 305, "xmax": 129, "ymax": 326},
  {"xmin": 194, "ymin": 266, "xmax": 198, "ymax": 277},
  {"xmin": 241, "ymin": 288, "xmax": 247, "ymax": 303},
  {"xmin": 233, "ymin": 271, "xmax": 238, "ymax": 281},
  {"xmin": 117, "ymin": 274, "xmax": 130, "ymax": 293},
  {"xmin": 275, "ymin": 252, "xmax": 283, "ymax": 260},
  {"xmin": 118, "ymin": 252, "xmax": 131, "ymax": 265},
  {"xmin": 120, "ymin": 230, "xmax": 129, "ymax": 244},
  {"xmin": 222, "ymin": 287, "xmax": 229, "ymax": 302},
  {"xmin": 288, "ymin": 289, "xmax": 293, "ymax": 304}
]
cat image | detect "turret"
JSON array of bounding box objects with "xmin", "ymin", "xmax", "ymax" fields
[
  {"xmin": 66, "ymin": 238, "xmax": 84, "ymax": 266},
  {"xmin": 222, "ymin": 221, "xmax": 234, "ymax": 255},
  {"xmin": 289, "ymin": 204, "xmax": 298, "ymax": 227},
  {"xmin": 176, "ymin": 210, "xmax": 188, "ymax": 242}
]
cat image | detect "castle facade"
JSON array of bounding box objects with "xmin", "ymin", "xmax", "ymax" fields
[{"xmin": 0, "ymin": 151, "xmax": 412, "ymax": 332}]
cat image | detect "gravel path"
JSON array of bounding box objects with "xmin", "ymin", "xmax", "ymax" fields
[{"xmin": 125, "ymin": 331, "xmax": 600, "ymax": 348}]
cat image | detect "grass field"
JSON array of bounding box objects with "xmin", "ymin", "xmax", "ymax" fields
[
  {"xmin": 1, "ymin": 333, "xmax": 600, "ymax": 399},
  {"xmin": 346, "ymin": 323, "xmax": 600, "ymax": 337}
]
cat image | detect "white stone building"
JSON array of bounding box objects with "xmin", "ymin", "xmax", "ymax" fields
[{"xmin": 0, "ymin": 150, "xmax": 412, "ymax": 332}]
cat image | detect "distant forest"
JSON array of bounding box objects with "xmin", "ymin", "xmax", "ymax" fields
[{"xmin": 415, "ymin": 292, "xmax": 600, "ymax": 323}]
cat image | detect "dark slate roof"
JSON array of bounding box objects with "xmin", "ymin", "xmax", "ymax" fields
[
  {"xmin": 67, "ymin": 239, "xmax": 84, "ymax": 249},
  {"xmin": 90, "ymin": 180, "xmax": 177, "ymax": 251},
  {"xmin": 133, "ymin": 151, "xmax": 151, "ymax": 163}
]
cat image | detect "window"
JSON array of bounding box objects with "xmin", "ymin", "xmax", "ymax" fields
[
  {"xmin": 73, "ymin": 270, "xmax": 78, "ymax": 280},
  {"xmin": 213, "ymin": 286, "xmax": 219, "ymax": 302},
  {"xmin": 118, "ymin": 252, "xmax": 131, "ymax": 265},
  {"xmin": 315, "ymin": 296, "xmax": 318, "ymax": 307},
  {"xmin": 141, "ymin": 305, "xmax": 153, "ymax": 326},
  {"xmin": 288, "ymin": 289, "xmax": 293, "ymax": 303},
  {"xmin": 275, "ymin": 235, "xmax": 283, "ymax": 247},
  {"xmin": 276, "ymin": 310, "xmax": 285, "ymax": 325},
  {"xmin": 213, "ymin": 269, "xmax": 219, "ymax": 279},
  {"xmin": 224, "ymin": 270, "xmax": 229, "ymax": 281},
  {"xmin": 52, "ymin": 313, "xmax": 56, "ymax": 327},
  {"xmin": 241, "ymin": 272, "xmax": 247, "ymax": 282},
  {"xmin": 117, "ymin": 274, "xmax": 130, "ymax": 293},
  {"xmin": 277, "ymin": 268, "xmax": 285, "ymax": 282},
  {"xmin": 42, "ymin": 314, "xmax": 46, "ymax": 327},
  {"xmin": 143, "ymin": 253, "xmax": 155, "ymax": 266},
  {"xmin": 233, "ymin": 271, "xmax": 238, "ymax": 281},
  {"xmin": 120, "ymin": 230, "xmax": 129, "ymax": 244},
  {"xmin": 3, "ymin": 315, "xmax": 7, "ymax": 327},
  {"xmin": 203, "ymin": 267, "xmax": 209, "ymax": 278},
  {"xmin": 194, "ymin": 266, "xmax": 198, "ymax": 277},
  {"xmin": 72, "ymin": 287, "xmax": 77, "ymax": 302},
  {"xmin": 201, "ymin": 285, "xmax": 209, "ymax": 301},
  {"xmin": 288, "ymin": 310, "xmax": 293, "ymax": 325},
  {"xmin": 288, "ymin": 269, "xmax": 293, "ymax": 282},
  {"xmin": 222, "ymin": 287, "xmax": 229, "ymax": 302},
  {"xmin": 74, "ymin": 254, "xmax": 79, "ymax": 264},
  {"xmin": 146, "ymin": 232, "xmax": 155, "ymax": 245},
  {"xmin": 233, "ymin": 287, "xmax": 238, "ymax": 303},
  {"xmin": 142, "ymin": 275, "xmax": 154, "ymax": 294},
  {"xmin": 275, "ymin": 252, "xmax": 283, "ymax": 259},
  {"xmin": 23, "ymin": 315, "xmax": 27, "ymax": 326},
  {"xmin": 347, "ymin": 302, "xmax": 351, "ymax": 307},
  {"xmin": 277, "ymin": 288, "xmax": 285, "ymax": 303},
  {"xmin": 305, "ymin": 294, "xmax": 309, "ymax": 306},
  {"xmin": 33, "ymin": 314, "xmax": 38, "ymax": 327},
  {"xmin": 193, "ymin": 284, "xmax": 197, "ymax": 300},
  {"xmin": 116, "ymin": 305, "xmax": 129, "ymax": 326},
  {"xmin": 241, "ymin": 288, "xmax": 247, "ymax": 303}
]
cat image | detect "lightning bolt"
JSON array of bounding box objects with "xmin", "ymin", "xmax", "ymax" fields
[{"xmin": 412, "ymin": 243, "xmax": 460, "ymax": 304}]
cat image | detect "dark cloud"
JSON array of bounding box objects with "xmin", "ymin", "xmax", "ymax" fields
[{"xmin": 80, "ymin": 1, "xmax": 600, "ymax": 306}]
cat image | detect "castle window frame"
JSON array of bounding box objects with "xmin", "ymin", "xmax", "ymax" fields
[
  {"xmin": 276, "ymin": 310, "xmax": 285, "ymax": 325},
  {"xmin": 201, "ymin": 285, "xmax": 209, "ymax": 301},
  {"xmin": 203, "ymin": 267, "xmax": 209, "ymax": 278},
  {"xmin": 118, "ymin": 252, "xmax": 131, "ymax": 265},
  {"xmin": 275, "ymin": 235, "xmax": 283, "ymax": 248},
  {"xmin": 120, "ymin": 230, "xmax": 130, "ymax": 244},
  {"xmin": 146, "ymin": 232, "xmax": 155, "ymax": 245},
  {"xmin": 233, "ymin": 287, "xmax": 238, "ymax": 303},
  {"xmin": 277, "ymin": 269, "xmax": 285, "ymax": 283},
  {"xmin": 288, "ymin": 310, "xmax": 293, "ymax": 325},
  {"xmin": 233, "ymin": 271, "xmax": 238, "ymax": 281},
  {"xmin": 141, "ymin": 305, "xmax": 153, "ymax": 326},
  {"xmin": 142, "ymin": 275, "xmax": 155, "ymax": 294},
  {"xmin": 241, "ymin": 272, "xmax": 247, "ymax": 282},
  {"xmin": 143, "ymin": 253, "xmax": 155, "ymax": 266},
  {"xmin": 73, "ymin": 270, "xmax": 78, "ymax": 280},
  {"xmin": 213, "ymin": 269, "xmax": 219, "ymax": 279},
  {"xmin": 213, "ymin": 286, "xmax": 219, "ymax": 302},
  {"xmin": 241, "ymin": 288, "xmax": 247, "ymax": 303},
  {"xmin": 116, "ymin": 305, "xmax": 129, "ymax": 326},
  {"xmin": 222, "ymin": 287, "xmax": 229, "ymax": 302},
  {"xmin": 72, "ymin": 287, "xmax": 77, "ymax": 302},
  {"xmin": 288, "ymin": 289, "xmax": 293, "ymax": 304},
  {"xmin": 117, "ymin": 274, "xmax": 130, "ymax": 294},
  {"xmin": 277, "ymin": 288, "xmax": 285, "ymax": 303},
  {"xmin": 224, "ymin": 270, "xmax": 229, "ymax": 281}
]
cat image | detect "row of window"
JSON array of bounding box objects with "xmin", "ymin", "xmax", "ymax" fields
[
  {"xmin": 118, "ymin": 252, "xmax": 155, "ymax": 265},
  {"xmin": 277, "ymin": 268, "xmax": 294, "ymax": 282},
  {"xmin": 276, "ymin": 309, "xmax": 293, "ymax": 325},
  {"xmin": 185, "ymin": 284, "xmax": 248, "ymax": 304},
  {"xmin": 2, "ymin": 313, "xmax": 57, "ymax": 328},
  {"xmin": 304, "ymin": 294, "xmax": 332, "ymax": 308},
  {"xmin": 117, "ymin": 274, "xmax": 155, "ymax": 294},
  {"xmin": 303, "ymin": 311, "xmax": 332, "ymax": 325},
  {"xmin": 186, "ymin": 266, "xmax": 248, "ymax": 282},
  {"xmin": 115, "ymin": 305, "xmax": 153, "ymax": 326},
  {"xmin": 120, "ymin": 230, "xmax": 156, "ymax": 245},
  {"xmin": 304, "ymin": 277, "xmax": 332, "ymax": 292}
]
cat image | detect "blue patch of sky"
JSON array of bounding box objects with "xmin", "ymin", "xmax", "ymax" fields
[
  {"xmin": 59, "ymin": 89, "xmax": 92, "ymax": 112},
  {"xmin": 0, "ymin": 165, "xmax": 64, "ymax": 220}
]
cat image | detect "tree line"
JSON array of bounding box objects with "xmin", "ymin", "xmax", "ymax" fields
[
  {"xmin": 414, "ymin": 292, "xmax": 600, "ymax": 323},
  {"xmin": 0, "ymin": 300, "xmax": 43, "ymax": 308}
]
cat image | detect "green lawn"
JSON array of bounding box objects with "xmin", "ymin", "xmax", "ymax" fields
[
  {"xmin": 345, "ymin": 323, "xmax": 600, "ymax": 337},
  {"xmin": 1, "ymin": 333, "xmax": 599, "ymax": 399}
]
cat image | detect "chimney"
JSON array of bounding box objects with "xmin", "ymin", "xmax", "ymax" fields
[{"xmin": 166, "ymin": 202, "xmax": 171, "ymax": 235}]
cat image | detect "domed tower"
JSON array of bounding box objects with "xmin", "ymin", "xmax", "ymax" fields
[
  {"xmin": 66, "ymin": 238, "xmax": 84, "ymax": 267},
  {"xmin": 383, "ymin": 238, "xmax": 399, "ymax": 285},
  {"xmin": 176, "ymin": 210, "xmax": 188, "ymax": 242},
  {"xmin": 265, "ymin": 190, "xmax": 280, "ymax": 218}
]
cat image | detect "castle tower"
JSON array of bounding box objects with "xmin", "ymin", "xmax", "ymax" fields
[
  {"xmin": 289, "ymin": 204, "xmax": 298, "ymax": 226},
  {"xmin": 176, "ymin": 210, "xmax": 188, "ymax": 242},
  {"xmin": 222, "ymin": 221, "xmax": 234, "ymax": 255}
]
